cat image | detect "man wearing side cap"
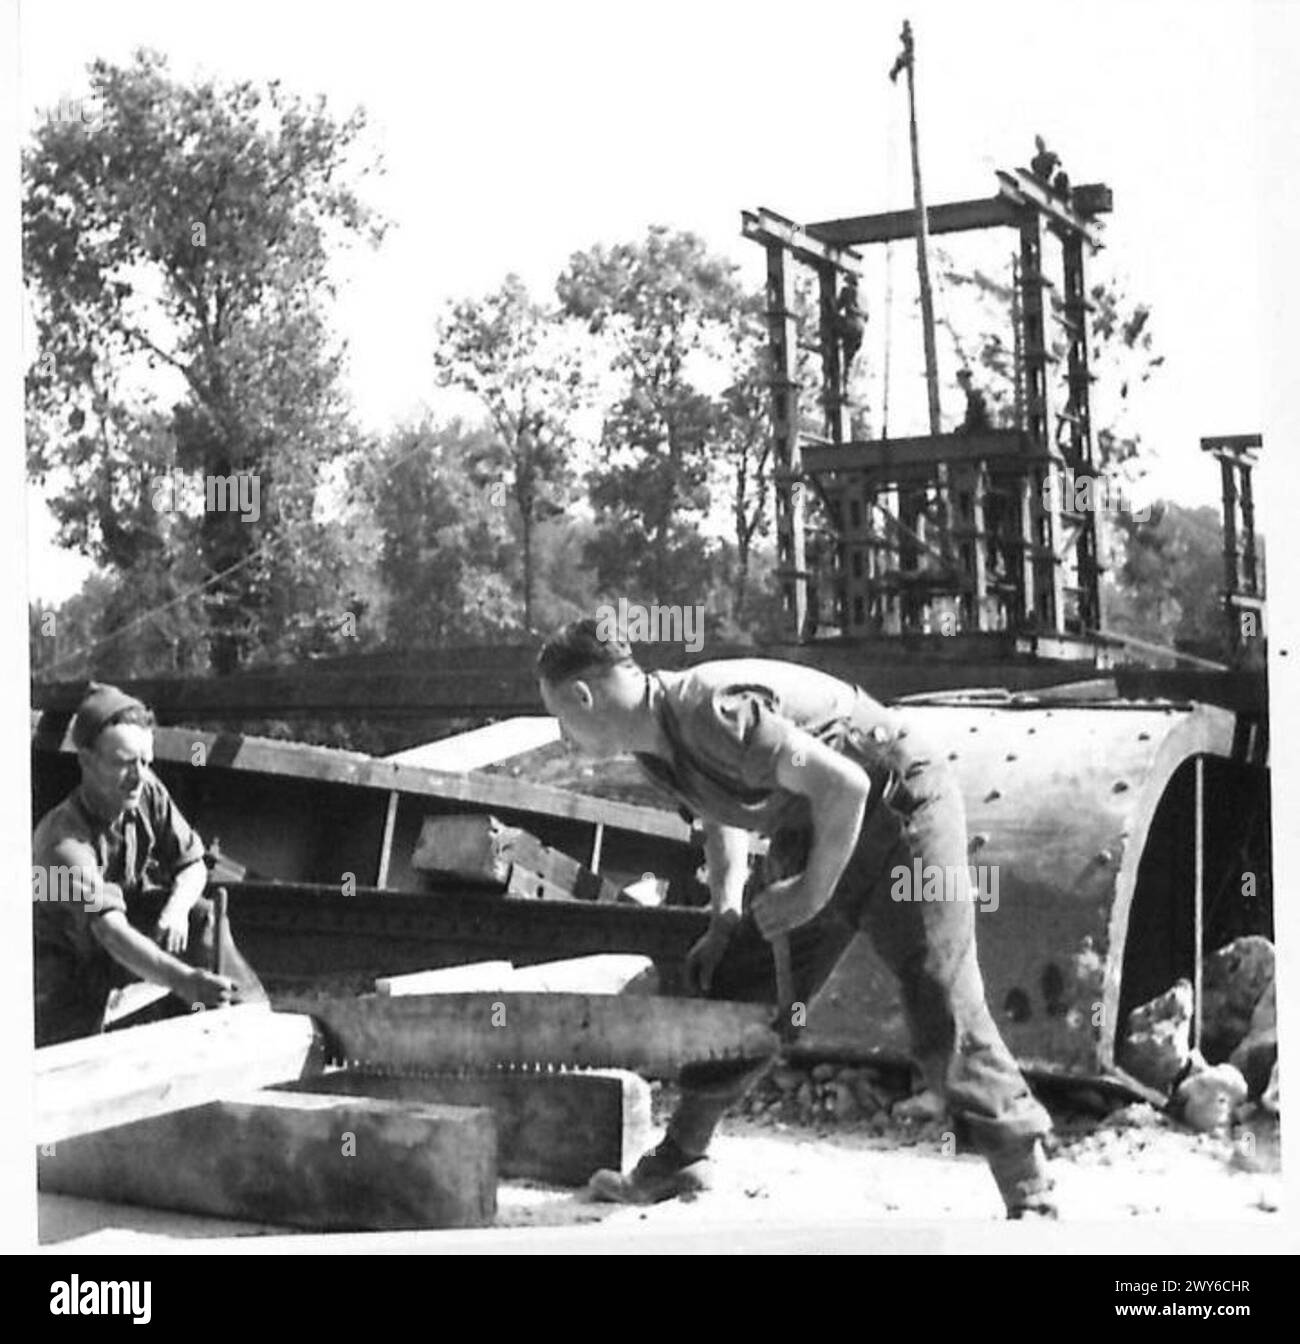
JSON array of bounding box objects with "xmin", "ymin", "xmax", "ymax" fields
[{"xmin": 32, "ymin": 683, "xmax": 267, "ymax": 1046}]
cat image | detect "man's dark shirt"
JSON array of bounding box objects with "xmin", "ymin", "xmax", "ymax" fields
[
  {"xmin": 32, "ymin": 773, "xmax": 205, "ymax": 1040},
  {"xmin": 632, "ymin": 660, "xmax": 915, "ymax": 836}
]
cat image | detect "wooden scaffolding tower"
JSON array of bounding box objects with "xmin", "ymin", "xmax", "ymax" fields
[{"xmin": 743, "ymin": 164, "xmax": 1114, "ymax": 643}]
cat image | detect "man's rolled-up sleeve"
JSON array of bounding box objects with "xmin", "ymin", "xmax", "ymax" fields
[
  {"xmin": 699, "ymin": 688, "xmax": 802, "ymax": 792},
  {"xmin": 148, "ymin": 777, "xmax": 206, "ymax": 876}
]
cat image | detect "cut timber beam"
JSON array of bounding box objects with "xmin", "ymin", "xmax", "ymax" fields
[
  {"xmin": 807, "ymin": 196, "xmax": 1019, "ymax": 247},
  {"xmin": 284, "ymin": 1067, "xmax": 650, "ymax": 1187},
  {"xmin": 376, "ymin": 960, "xmax": 516, "ymax": 995},
  {"xmin": 35, "ymin": 1003, "xmax": 325, "ymax": 1146},
  {"xmin": 377, "ymin": 955, "xmax": 655, "ymax": 997},
  {"xmin": 413, "ymin": 813, "xmax": 624, "ymax": 902},
  {"xmin": 804, "ymin": 430, "xmax": 1046, "ymax": 476},
  {"xmin": 995, "ymin": 169, "xmax": 1104, "ymax": 245},
  {"xmin": 741, "ymin": 208, "xmax": 864, "ymax": 271},
  {"xmin": 39, "ymin": 1090, "xmax": 496, "ymax": 1231}
]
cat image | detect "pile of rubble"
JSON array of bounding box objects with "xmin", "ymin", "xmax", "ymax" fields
[{"xmin": 1120, "ymin": 935, "xmax": 1279, "ymax": 1132}]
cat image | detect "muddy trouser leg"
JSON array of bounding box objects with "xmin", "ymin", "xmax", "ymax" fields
[
  {"xmin": 666, "ymin": 835, "xmax": 864, "ymax": 1158},
  {"xmin": 33, "ymin": 942, "xmax": 117, "ymax": 1047},
  {"xmin": 860, "ymin": 766, "xmax": 1054, "ymax": 1212}
]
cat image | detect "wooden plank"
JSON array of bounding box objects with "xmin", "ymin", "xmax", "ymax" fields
[
  {"xmin": 283, "ymin": 1068, "xmax": 650, "ymax": 1187},
  {"xmin": 35, "ymin": 1004, "xmax": 325, "ymax": 1146},
  {"xmin": 33, "ymin": 718, "xmax": 691, "ymax": 842},
  {"xmin": 375, "ymin": 790, "xmax": 399, "ymax": 887},
  {"xmin": 376, "ymin": 962, "xmax": 516, "ymax": 995},
  {"xmin": 39, "ymin": 1090, "xmax": 496, "ymax": 1231},
  {"xmin": 807, "ymin": 196, "xmax": 1019, "ymax": 247},
  {"xmin": 412, "ymin": 814, "xmax": 626, "ymax": 901},
  {"xmin": 804, "ymin": 430, "xmax": 1042, "ymax": 476},
  {"xmin": 741, "ymin": 208, "xmax": 864, "ymax": 270},
  {"xmin": 378, "ymin": 955, "xmax": 654, "ymax": 997},
  {"xmin": 995, "ymin": 169, "xmax": 1104, "ymax": 245}
]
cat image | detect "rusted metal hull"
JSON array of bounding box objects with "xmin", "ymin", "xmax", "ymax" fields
[{"xmin": 805, "ymin": 697, "xmax": 1270, "ymax": 1075}]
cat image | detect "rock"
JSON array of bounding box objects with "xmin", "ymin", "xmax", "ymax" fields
[
  {"xmin": 832, "ymin": 1083, "xmax": 860, "ymax": 1123},
  {"xmin": 1175, "ymin": 1063, "xmax": 1248, "ymax": 1134},
  {"xmin": 795, "ymin": 1082, "xmax": 814, "ymax": 1121},
  {"xmin": 1119, "ymin": 979, "xmax": 1193, "ymax": 1091},
  {"xmin": 851, "ymin": 1076, "xmax": 883, "ymax": 1117},
  {"xmin": 1201, "ymin": 937, "xmax": 1274, "ymax": 1062},
  {"xmin": 893, "ymin": 1088, "xmax": 946, "ymax": 1122},
  {"xmin": 1229, "ymin": 980, "xmax": 1277, "ymax": 1098},
  {"xmin": 771, "ymin": 1066, "xmax": 803, "ymax": 1094},
  {"xmin": 1106, "ymin": 1102, "xmax": 1164, "ymax": 1131},
  {"xmin": 1261, "ymin": 1062, "xmax": 1279, "ymax": 1116},
  {"xmin": 811, "ymin": 1063, "xmax": 837, "ymax": 1083}
]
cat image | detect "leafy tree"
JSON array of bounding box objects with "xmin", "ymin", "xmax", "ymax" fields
[
  {"xmin": 557, "ymin": 227, "xmax": 751, "ymax": 610},
  {"xmin": 432, "ymin": 275, "xmax": 586, "ymax": 632},
  {"xmin": 1102, "ymin": 502, "xmax": 1232, "ymax": 657},
  {"xmin": 24, "ymin": 49, "xmax": 384, "ymax": 674},
  {"xmin": 353, "ymin": 419, "xmax": 523, "ymax": 646}
]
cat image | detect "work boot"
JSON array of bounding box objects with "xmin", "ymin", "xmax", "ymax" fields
[
  {"xmin": 587, "ymin": 1137, "xmax": 711, "ymax": 1205},
  {"xmin": 998, "ymin": 1137, "xmax": 1059, "ymax": 1220}
]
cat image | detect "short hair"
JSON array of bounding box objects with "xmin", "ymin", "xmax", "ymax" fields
[
  {"xmin": 537, "ymin": 618, "xmax": 639, "ymax": 684},
  {"xmin": 71, "ymin": 683, "xmax": 155, "ymax": 750}
]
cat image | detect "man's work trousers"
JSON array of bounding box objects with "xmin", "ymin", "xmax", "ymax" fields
[
  {"xmin": 34, "ymin": 888, "xmax": 268, "ymax": 1047},
  {"xmin": 666, "ymin": 744, "xmax": 1053, "ymax": 1211}
]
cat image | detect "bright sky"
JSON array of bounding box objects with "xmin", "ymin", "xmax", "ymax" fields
[{"xmin": 13, "ymin": 0, "xmax": 1287, "ymax": 602}]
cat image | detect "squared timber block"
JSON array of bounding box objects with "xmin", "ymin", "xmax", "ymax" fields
[
  {"xmin": 281, "ymin": 1066, "xmax": 651, "ymax": 1186},
  {"xmin": 35, "ymin": 1004, "xmax": 326, "ymax": 1146},
  {"xmin": 413, "ymin": 813, "xmax": 621, "ymax": 901},
  {"xmin": 38, "ymin": 1090, "xmax": 497, "ymax": 1231}
]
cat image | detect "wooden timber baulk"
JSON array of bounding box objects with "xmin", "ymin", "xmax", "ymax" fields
[{"xmin": 30, "ymin": 684, "xmax": 1270, "ymax": 1083}]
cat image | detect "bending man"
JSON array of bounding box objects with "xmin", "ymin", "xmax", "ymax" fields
[{"xmin": 537, "ymin": 620, "xmax": 1056, "ymax": 1219}]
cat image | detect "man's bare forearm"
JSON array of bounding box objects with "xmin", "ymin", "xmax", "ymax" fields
[
  {"xmin": 701, "ymin": 821, "xmax": 750, "ymax": 921},
  {"xmin": 92, "ymin": 912, "xmax": 195, "ymax": 996},
  {"xmin": 801, "ymin": 776, "xmax": 868, "ymax": 904},
  {"xmin": 163, "ymin": 859, "xmax": 207, "ymax": 915}
]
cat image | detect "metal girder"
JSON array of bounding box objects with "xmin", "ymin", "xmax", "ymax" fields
[
  {"xmin": 742, "ymin": 207, "xmax": 864, "ymax": 271},
  {"xmin": 806, "ymin": 196, "xmax": 1019, "ymax": 247},
  {"xmin": 227, "ymin": 880, "xmax": 709, "ymax": 981},
  {"xmin": 803, "ymin": 430, "xmax": 1047, "ymax": 475},
  {"xmin": 995, "ymin": 169, "xmax": 1104, "ymax": 246}
]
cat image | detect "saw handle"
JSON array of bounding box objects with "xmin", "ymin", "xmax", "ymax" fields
[{"xmin": 772, "ymin": 933, "xmax": 798, "ymax": 1042}]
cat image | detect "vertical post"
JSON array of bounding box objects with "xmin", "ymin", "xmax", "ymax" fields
[
  {"xmin": 899, "ymin": 21, "xmax": 941, "ymax": 435},
  {"xmin": 1193, "ymin": 756, "xmax": 1205, "ymax": 1055},
  {"xmin": 1061, "ymin": 232, "xmax": 1101, "ymax": 631},
  {"xmin": 1011, "ymin": 252, "xmax": 1024, "ymax": 432},
  {"xmin": 1019, "ymin": 212, "xmax": 1063, "ymax": 631},
  {"xmin": 763, "ymin": 243, "xmax": 808, "ymax": 638},
  {"xmin": 1239, "ymin": 461, "xmax": 1258, "ymax": 596},
  {"xmin": 589, "ymin": 821, "xmax": 605, "ymax": 874},
  {"xmin": 817, "ymin": 264, "xmax": 851, "ymax": 443},
  {"xmin": 376, "ymin": 790, "xmax": 399, "ymax": 889},
  {"xmin": 1219, "ymin": 457, "xmax": 1240, "ymax": 651}
]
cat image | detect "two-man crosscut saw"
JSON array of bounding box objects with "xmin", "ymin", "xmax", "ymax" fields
[{"xmin": 282, "ymin": 991, "xmax": 784, "ymax": 1079}]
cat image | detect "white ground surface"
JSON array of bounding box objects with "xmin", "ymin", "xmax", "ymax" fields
[{"xmin": 34, "ymin": 1109, "xmax": 1288, "ymax": 1254}]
